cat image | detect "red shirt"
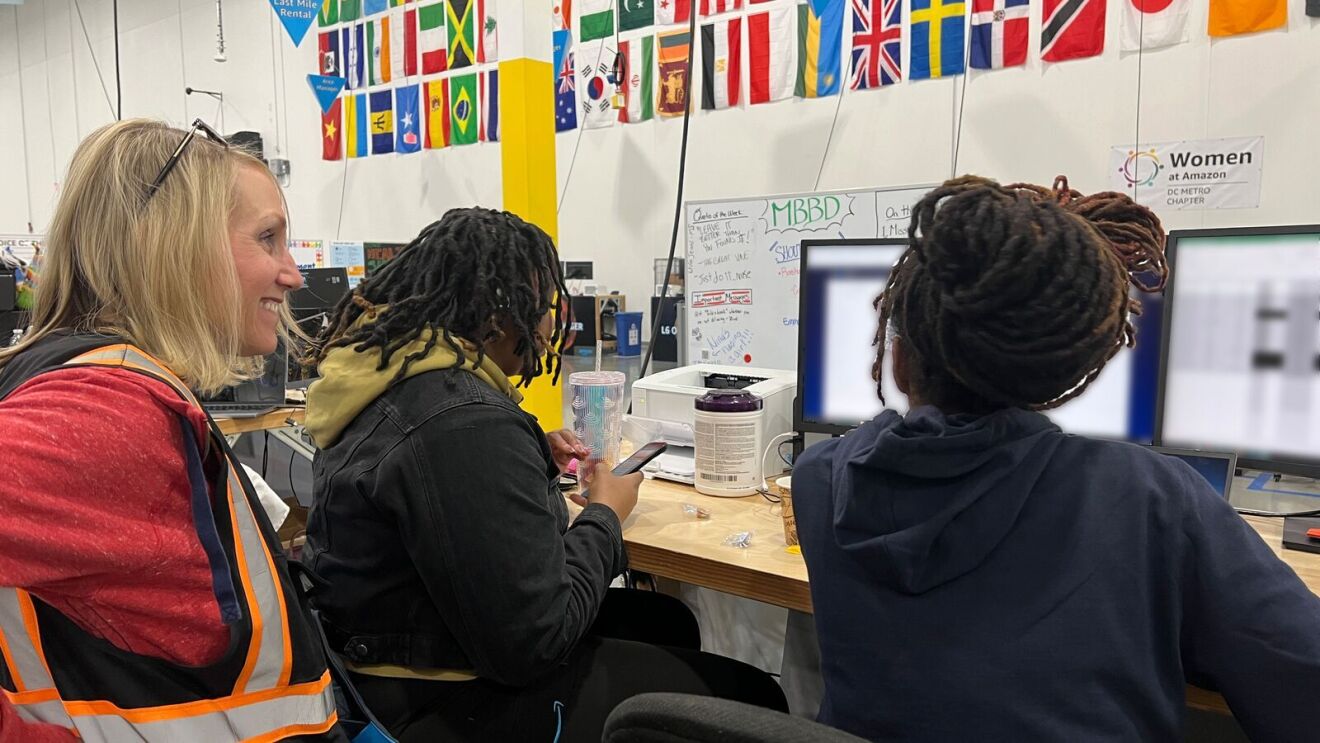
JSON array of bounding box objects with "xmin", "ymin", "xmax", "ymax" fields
[{"xmin": 0, "ymin": 367, "xmax": 229, "ymax": 741}]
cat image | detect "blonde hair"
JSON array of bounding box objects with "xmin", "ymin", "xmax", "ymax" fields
[{"xmin": 0, "ymin": 119, "xmax": 284, "ymax": 395}]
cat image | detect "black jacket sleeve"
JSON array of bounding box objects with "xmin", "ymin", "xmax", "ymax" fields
[
  {"xmin": 1178, "ymin": 465, "xmax": 1320, "ymax": 743},
  {"xmin": 373, "ymin": 400, "xmax": 625, "ymax": 686}
]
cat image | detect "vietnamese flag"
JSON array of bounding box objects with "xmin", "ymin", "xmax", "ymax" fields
[{"xmin": 322, "ymin": 98, "xmax": 343, "ymax": 161}]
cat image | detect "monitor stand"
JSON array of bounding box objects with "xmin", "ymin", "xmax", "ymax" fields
[{"xmin": 1282, "ymin": 517, "xmax": 1320, "ymax": 555}]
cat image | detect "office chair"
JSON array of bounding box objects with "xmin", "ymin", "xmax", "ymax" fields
[{"xmin": 602, "ymin": 693, "xmax": 868, "ymax": 743}]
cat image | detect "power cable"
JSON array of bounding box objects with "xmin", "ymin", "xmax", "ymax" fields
[
  {"xmin": 634, "ymin": 7, "xmax": 699, "ymax": 390},
  {"xmin": 113, "ymin": 0, "xmax": 122, "ymax": 119},
  {"xmin": 13, "ymin": 7, "xmax": 34, "ymax": 232},
  {"xmin": 70, "ymin": 0, "xmax": 117, "ymax": 118}
]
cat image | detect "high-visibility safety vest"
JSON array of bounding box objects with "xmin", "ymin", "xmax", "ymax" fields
[{"xmin": 0, "ymin": 333, "xmax": 343, "ymax": 742}]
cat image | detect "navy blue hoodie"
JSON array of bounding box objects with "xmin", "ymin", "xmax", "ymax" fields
[{"xmin": 794, "ymin": 407, "xmax": 1320, "ymax": 742}]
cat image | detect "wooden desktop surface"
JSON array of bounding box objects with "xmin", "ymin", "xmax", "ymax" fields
[
  {"xmin": 625, "ymin": 480, "xmax": 1320, "ymax": 615},
  {"xmin": 214, "ymin": 407, "xmax": 305, "ymax": 436},
  {"xmin": 625, "ymin": 479, "xmax": 812, "ymax": 612}
]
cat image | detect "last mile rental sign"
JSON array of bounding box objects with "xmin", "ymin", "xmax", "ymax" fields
[{"xmin": 1110, "ymin": 136, "xmax": 1263, "ymax": 211}]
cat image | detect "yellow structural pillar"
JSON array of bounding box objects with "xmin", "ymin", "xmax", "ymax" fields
[{"xmin": 498, "ymin": 1, "xmax": 562, "ymax": 429}]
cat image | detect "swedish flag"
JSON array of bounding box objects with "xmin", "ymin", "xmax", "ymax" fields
[{"xmin": 911, "ymin": 0, "xmax": 966, "ymax": 80}]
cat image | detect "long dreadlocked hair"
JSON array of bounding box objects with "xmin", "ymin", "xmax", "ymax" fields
[
  {"xmin": 313, "ymin": 207, "xmax": 570, "ymax": 386},
  {"xmin": 873, "ymin": 175, "xmax": 1168, "ymax": 414}
]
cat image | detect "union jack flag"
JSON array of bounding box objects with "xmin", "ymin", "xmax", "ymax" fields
[
  {"xmin": 849, "ymin": 0, "xmax": 901, "ymax": 90},
  {"xmin": 559, "ymin": 52, "xmax": 576, "ymax": 94}
]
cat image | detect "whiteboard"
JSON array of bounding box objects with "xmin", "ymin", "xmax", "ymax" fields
[{"xmin": 684, "ymin": 184, "xmax": 933, "ymax": 370}]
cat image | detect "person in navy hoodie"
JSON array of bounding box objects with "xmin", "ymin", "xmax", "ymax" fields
[{"xmin": 793, "ymin": 175, "xmax": 1320, "ymax": 742}]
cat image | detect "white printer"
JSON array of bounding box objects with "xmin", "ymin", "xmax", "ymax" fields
[{"xmin": 628, "ymin": 364, "xmax": 796, "ymax": 484}]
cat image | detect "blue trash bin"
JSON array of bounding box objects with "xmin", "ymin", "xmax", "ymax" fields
[{"xmin": 616, "ymin": 312, "xmax": 643, "ymax": 357}]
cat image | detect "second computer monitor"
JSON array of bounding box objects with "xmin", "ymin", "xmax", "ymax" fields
[
  {"xmin": 1156, "ymin": 226, "xmax": 1320, "ymax": 478},
  {"xmin": 797, "ymin": 239, "xmax": 1162, "ymax": 442}
]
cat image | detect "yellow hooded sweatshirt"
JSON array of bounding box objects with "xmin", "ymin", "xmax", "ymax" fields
[{"xmin": 304, "ymin": 310, "xmax": 524, "ymax": 449}]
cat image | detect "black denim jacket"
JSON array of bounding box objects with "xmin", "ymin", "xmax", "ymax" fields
[{"xmin": 303, "ymin": 367, "xmax": 626, "ymax": 686}]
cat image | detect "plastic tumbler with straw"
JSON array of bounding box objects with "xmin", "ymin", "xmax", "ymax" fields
[{"xmin": 570, "ymin": 349, "xmax": 626, "ymax": 479}]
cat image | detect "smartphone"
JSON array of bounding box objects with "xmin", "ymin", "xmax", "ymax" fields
[{"xmin": 610, "ymin": 442, "xmax": 669, "ymax": 476}]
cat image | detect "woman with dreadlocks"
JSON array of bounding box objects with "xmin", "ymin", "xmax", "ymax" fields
[
  {"xmin": 302, "ymin": 208, "xmax": 786, "ymax": 742},
  {"xmin": 793, "ymin": 177, "xmax": 1320, "ymax": 742}
]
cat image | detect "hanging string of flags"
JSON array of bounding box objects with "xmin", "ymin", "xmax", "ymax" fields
[
  {"xmin": 310, "ymin": 0, "xmax": 1300, "ymax": 150},
  {"xmin": 546, "ymin": 0, "xmax": 1297, "ymax": 131},
  {"xmin": 312, "ymin": 0, "xmax": 498, "ymax": 160}
]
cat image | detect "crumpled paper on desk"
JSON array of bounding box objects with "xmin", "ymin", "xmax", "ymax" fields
[{"xmin": 242, "ymin": 464, "xmax": 291, "ymax": 529}]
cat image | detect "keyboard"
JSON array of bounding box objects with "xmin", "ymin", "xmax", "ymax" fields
[{"xmin": 203, "ymin": 402, "xmax": 279, "ymax": 418}]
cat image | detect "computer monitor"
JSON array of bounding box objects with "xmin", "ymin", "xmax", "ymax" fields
[
  {"xmin": 563, "ymin": 261, "xmax": 594, "ymax": 280},
  {"xmin": 797, "ymin": 240, "xmax": 907, "ymax": 434},
  {"xmin": 291, "ymin": 267, "xmax": 351, "ymax": 312},
  {"xmin": 1150, "ymin": 446, "xmax": 1237, "ymax": 499},
  {"xmin": 0, "ymin": 274, "xmax": 14, "ymax": 312},
  {"xmin": 288, "ymin": 268, "xmax": 350, "ymax": 385},
  {"xmin": 796, "ymin": 239, "xmax": 1164, "ymax": 441},
  {"xmin": 1156, "ymin": 226, "xmax": 1320, "ymax": 479},
  {"xmin": 200, "ymin": 341, "xmax": 287, "ymax": 410}
]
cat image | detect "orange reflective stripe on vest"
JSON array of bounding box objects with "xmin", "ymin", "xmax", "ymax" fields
[
  {"xmin": 225, "ymin": 463, "xmax": 296, "ymax": 694},
  {"xmin": 0, "ymin": 345, "xmax": 336, "ymax": 741},
  {"xmin": 65, "ymin": 344, "xmax": 201, "ymax": 408},
  {"xmin": 0, "ymin": 592, "xmax": 60, "ymax": 702},
  {"xmin": 1, "ymin": 672, "xmax": 338, "ymax": 741}
]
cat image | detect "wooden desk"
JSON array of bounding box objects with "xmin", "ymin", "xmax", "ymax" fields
[
  {"xmin": 625, "ymin": 479, "xmax": 811, "ymax": 612},
  {"xmin": 624, "ymin": 479, "xmax": 1320, "ymax": 717},
  {"xmin": 214, "ymin": 407, "xmax": 305, "ymax": 436},
  {"xmin": 625, "ymin": 479, "xmax": 1320, "ymax": 613}
]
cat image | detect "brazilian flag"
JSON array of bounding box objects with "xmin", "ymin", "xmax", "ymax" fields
[
  {"xmin": 319, "ymin": 0, "xmax": 338, "ymax": 26},
  {"xmin": 449, "ymin": 73, "xmax": 478, "ymax": 146}
]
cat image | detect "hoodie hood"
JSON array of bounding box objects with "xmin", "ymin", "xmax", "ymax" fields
[
  {"xmin": 826, "ymin": 406, "xmax": 1062, "ymax": 595},
  {"xmin": 304, "ymin": 309, "xmax": 523, "ymax": 448}
]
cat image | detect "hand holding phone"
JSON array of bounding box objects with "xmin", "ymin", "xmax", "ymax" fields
[
  {"xmin": 609, "ymin": 442, "xmax": 669, "ymax": 476},
  {"xmin": 571, "ymin": 443, "xmax": 667, "ymax": 523}
]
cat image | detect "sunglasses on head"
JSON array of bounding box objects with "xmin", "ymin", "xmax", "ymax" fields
[{"xmin": 143, "ymin": 118, "xmax": 228, "ymax": 203}]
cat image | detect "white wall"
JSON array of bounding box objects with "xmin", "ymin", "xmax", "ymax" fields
[
  {"xmin": 0, "ymin": 0, "xmax": 501, "ymax": 245},
  {"xmin": 4, "ymin": 0, "xmax": 1320, "ymax": 338}
]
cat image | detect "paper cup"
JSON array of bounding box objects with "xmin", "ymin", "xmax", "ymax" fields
[{"xmin": 771, "ymin": 476, "xmax": 797, "ymax": 546}]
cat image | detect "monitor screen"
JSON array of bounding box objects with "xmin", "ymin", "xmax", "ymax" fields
[
  {"xmin": 1151, "ymin": 447, "xmax": 1236, "ymax": 498},
  {"xmin": 0, "ymin": 274, "xmax": 14, "ymax": 312},
  {"xmin": 563, "ymin": 261, "xmax": 594, "ymax": 280},
  {"xmin": 1157, "ymin": 228, "xmax": 1320, "ymax": 477},
  {"xmin": 798, "ymin": 241, "xmax": 907, "ymax": 431},
  {"xmin": 202, "ymin": 341, "xmax": 287, "ymax": 404},
  {"xmin": 797, "ymin": 239, "xmax": 1163, "ymax": 441},
  {"xmin": 291, "ymin": 268, "xmax": 351, "ymax": 311}
]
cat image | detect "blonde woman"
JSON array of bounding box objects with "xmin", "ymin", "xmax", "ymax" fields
[{"xmin": 0, "ymin": 120, "xmax": 345, "ymax": 742}]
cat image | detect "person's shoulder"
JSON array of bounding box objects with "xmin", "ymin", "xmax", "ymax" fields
[
  {"xmin": 6, "ymin": 365, "xmax": 208, "ymax": 441},
  {"xmin": 1055, "ymin": 435, "xmax": 1182, "ymax": 475},
  {"xmin": 8, "ymin": 364, "xmax": 193, "ymax": 412},
  {"xmin": 797, "ymin": 435, "xmax": 843, "ymax": 473},
  {"xmin": 1051, "ymin": 435, "xmax": 1209, "ymax": 509},
  {"xmin": 798, "ymin": 411, "xmax": 900, "ymax": 472},
  {"xmin": 380, "ymin": 368, "xmax": 533, "ymax": 437}
]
